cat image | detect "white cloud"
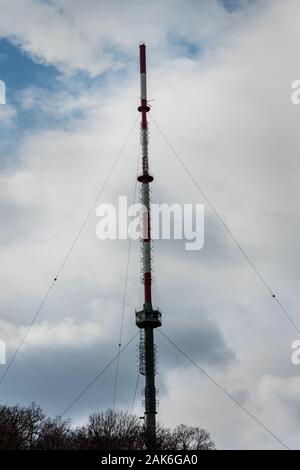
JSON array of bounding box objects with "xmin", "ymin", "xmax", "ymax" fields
[{"xmin": 0, "ymin": 0, "xmax": 241, "ymax": 76}]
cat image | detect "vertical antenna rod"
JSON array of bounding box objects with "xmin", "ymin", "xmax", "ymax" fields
[{"xmin": 135, "ymin": 44, "xmax": 162, "ymax": 450}]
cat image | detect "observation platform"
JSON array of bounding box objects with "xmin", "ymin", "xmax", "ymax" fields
[{"xmin": 136, "ymin": 307, "xmax": 162, "ymax": 328}]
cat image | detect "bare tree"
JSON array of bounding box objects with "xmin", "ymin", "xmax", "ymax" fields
[
  {"xmin": 0, "ymin": 404, "xmax": 215, "ymax": 450},
  {"xmin": 34, "ymin": 416, "xmax": 73, "ymax": 450},
  {"xmin": 171, "ymin": 424, "xmax": 215, "ymax": 450},
  {"xmin": 79, "ymin": 409, "xmax": 143, "ymax": 450},
  {"xmin": 74, "ymin": 411, "xmax": 215, "ymax": 450},
  {"xmin": 0, "ymin": 403, "xmax": 72, "ymax": 450},
  {"xmin": 0, "ymin": 402, "xmax": 45, "ymax": 449}
]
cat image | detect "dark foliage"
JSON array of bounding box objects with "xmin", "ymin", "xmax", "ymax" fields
[
  {"xmin": 0, "ymin": 403, "xmax": 215, "ymax": 450},
  {"xmin": 0, "ymin": 403, "xmax": 72, "ymax": 450}
]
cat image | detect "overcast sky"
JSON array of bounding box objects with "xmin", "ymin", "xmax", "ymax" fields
[{"xmin": 0, "ymin": 0, "xmax": 300, "ymax": 450}]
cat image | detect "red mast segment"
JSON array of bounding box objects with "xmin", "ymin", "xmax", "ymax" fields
[{"xmin": 138, "ymin": 43, "xmax": 154, "ymax": 307}]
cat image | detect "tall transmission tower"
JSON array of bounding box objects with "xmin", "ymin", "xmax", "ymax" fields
[{"xmin": 135, "ymin": 44, "xmax": 162, "ymax": 450}]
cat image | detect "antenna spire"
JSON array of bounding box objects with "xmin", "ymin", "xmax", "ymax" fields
[{"xmin": 135, "ymin": 44, "xmax": 162, "ymax": 450}]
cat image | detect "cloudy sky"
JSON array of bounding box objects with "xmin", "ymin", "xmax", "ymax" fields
[{"xmin": 0, "ymin": 0, "xmax": 300, "ymax": 450}]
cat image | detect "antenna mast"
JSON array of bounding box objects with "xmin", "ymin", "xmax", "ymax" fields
[{"xmin": 135, "ymin": 44, "xmax": 162, "ymax": 450}]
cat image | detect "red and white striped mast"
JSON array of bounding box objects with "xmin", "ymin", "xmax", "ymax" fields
[
  {"xmin": 135, "ymin": 44, "xmax": 162, "ymax": 450},
  {"xmin": 138, "ymin": 43, "xmax": 153, "ymax": 304}
]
